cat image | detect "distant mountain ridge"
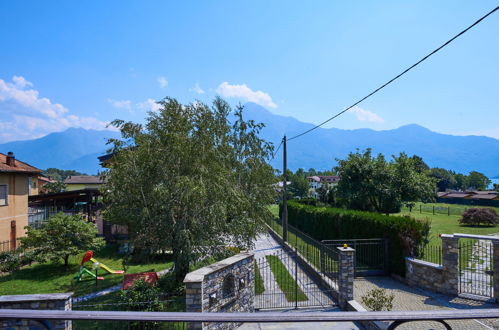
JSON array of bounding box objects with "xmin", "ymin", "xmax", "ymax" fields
[
  {"xmin": 241, "ymin": 103, "xmax": 499, "ymax": 178},
  {"xmin": 1, "ymin": 103, "xmax": 498, "ymax": 177},
  {"xmin": 0, "ymin": 128, "xmax": 120, "ymax": 174}
]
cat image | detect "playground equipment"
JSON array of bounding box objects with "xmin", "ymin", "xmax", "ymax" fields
[{"xmin": 74, "ymin": 250, "xmax": 124, "ymax": 282}]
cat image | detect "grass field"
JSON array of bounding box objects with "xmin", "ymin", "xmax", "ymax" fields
[
  {"xmin": 0, "ymin": 244, "xmax": 173, "ymax": 297},
  {"xmin": 265, "ymin": 255, "xmax": 308, "ymax": 302},
  {"xmin": 396, "ymin": 203, "xmax": 499, "ymax": 245}
]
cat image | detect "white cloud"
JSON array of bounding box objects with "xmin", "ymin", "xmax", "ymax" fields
[
  {"xmin": 137, "ymin": 98, "xmax": 161, "ymax": 112},
  {"xmin": 348, "ymin": 106, "xmax": 384, "ymax": 123},
  {"xmin": 157, "ymin": 76, "xmax": 168, "ymax": 88},
  {"xmin": 189, "ymin": 82, "xmax": 205, "ymax": 94},
  {"xmin": 0, "ymin": 76, "xmax": 111, "ymax": 142},
  {"xmin": 108, "ymin": 98, "xmax": 132, "ymax": 110},
  {"xmin": 216, "ymin": 82, "xmax": 277, "ymax": 109},
  {"xmin": 12, "ymin": 76, "xmax": 33, "ymax": 88}
]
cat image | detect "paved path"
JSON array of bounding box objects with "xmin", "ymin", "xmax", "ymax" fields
[{"xmin": 354, "ymin": 276, "xmax": 498, "ymax": 330}]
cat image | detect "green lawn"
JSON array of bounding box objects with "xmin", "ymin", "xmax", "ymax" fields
[
  {"xmin": 0, "ymin": 244, "xmax": 173, "ymax": 297},
  {"xmin": 268, "ymin": 204, "xmax": 279, "ymax": 218},
  {"xmin": 254, "ymin": 261, "xmax": 265, "ymax": 295},
  {"xmin": 265, "ymin": 255, "xmax": 307, "ymax": 302},
  {"xmin": 396, "ymin": 203, "xmax": 499, "ymax": 245}
]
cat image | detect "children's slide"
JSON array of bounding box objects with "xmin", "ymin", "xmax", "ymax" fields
[{"xmin": 89, "ymin": 257, "xmax": 124, "ymax": 274}]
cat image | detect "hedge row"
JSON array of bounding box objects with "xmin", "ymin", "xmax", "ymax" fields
[{"xmin": 281, "ymin": 200, "xmax": 430, "ymax": 276}]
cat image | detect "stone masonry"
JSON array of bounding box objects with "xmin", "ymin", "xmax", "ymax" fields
[
  {"xmin": 337, "ymin": 246, "xmax": 355, "ymax": 309},
  {"xmin": 184, "ymin": 252, "xmax": 254, "ymax": 330},
  {"xmin": 406, "ymin": 258, "xmax": 445, "ymax": 293},
  {"xmin": 441, "ymin": 234, "xmax": 459, "ymax": 296},
  {"xmin": 0, "ymin": 293, "xmax": 73, "ymax": 330},
  {"xmin": 405, "ymin": 234, "xmax": 459, "ymax": 296}
]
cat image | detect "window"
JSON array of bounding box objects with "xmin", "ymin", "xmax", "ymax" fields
[{"xmin": 0, "ymin": 185, "xmax": 7, "ymax": 206}]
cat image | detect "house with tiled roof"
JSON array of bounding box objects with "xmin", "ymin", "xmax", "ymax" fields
[
  {"xmin": 64, "ymin": 175, "xmax": 106, "ymax": 191},
  {"xmin": 0, "ymin": 152, "xmax": 42, "ymax": 246}
]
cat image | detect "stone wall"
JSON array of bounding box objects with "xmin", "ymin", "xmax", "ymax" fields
[
  {"xmin": 0, "ymin": 293, "xmax": 73, "ymax": 330},
  {"xmin": 406, "ymin": 258, "xmax": 445, "ymax": 293},
  {"xmin": 184, "ymin": 252, "xmax": 254, "ymax": 330}
]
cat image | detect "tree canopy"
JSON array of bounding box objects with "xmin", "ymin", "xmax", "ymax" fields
[
  {"xmin": 335, "ymin": 149, "xmax": 436, "ymax": 214},
  {"xmin": 43, "ymin": 168, "xmax": 85, "ymax": 181},
  {"xmin": 103, "ymin": 97, "xmax": 275, "ymax": 281}
]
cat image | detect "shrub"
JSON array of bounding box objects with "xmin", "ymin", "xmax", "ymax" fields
[
  {"xmin": 459, "ymin": 208, "xmax": 498, "ymax": 226},
  {"xmin": 0, "ymin": 251, "xmax": 21, "ymax": 273},
  {"xmin": 361, "ymin": 288, "xmax": 394, "ymax": 311},
  {"xmin": 119, "ymin": 278, "xmax": 164, "ymax": 312},
  {"xmin": 282, "ymin": 200, "xmax": 430, "ymax": 276}
]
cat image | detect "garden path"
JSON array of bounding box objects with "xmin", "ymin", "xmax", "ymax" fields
[{"xmin": 354, "ymin": 276, "xmax": 498, "ymax": 329}]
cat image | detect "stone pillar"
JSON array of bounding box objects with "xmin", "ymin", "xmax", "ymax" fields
[
  {"xmin": 492, "ymin": 241, "xmax": 499, "ymax": 302},
  {"xmin": 337, "ymin": 246, "xmax": 355, "ymax": 309},
  {"xmin": 184, "ymin": 281, "xmax": 203, "ymax": 330},
  {"xmin": 441, "ymin": 234, "xmax": 459, "ymax": 296}
]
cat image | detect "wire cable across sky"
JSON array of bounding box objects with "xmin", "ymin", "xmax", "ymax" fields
[{"xmin": 287, "ymin": 6, "xmax": 499, "ymax": 142}]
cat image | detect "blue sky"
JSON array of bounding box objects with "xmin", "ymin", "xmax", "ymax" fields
[{"xmin": 0, "ymin": 1, "xmax": 498, "ymax": 143}]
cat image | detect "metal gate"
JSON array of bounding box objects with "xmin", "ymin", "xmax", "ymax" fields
[
  {"xmin": 254, "ymin": 248, "xmax": 336, "ymax": 310},
  {"xmin": 459, "ymin": 239, "xmax": 494, "ymax": 299},
  {"xmin": 322, "ymin": 239, "xmax": 388, "ymax": 276}
]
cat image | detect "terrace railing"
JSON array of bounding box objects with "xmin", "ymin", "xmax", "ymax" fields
[{"xmin": 1, "ymin": 309, "xmax": 499, "ymax": 330}]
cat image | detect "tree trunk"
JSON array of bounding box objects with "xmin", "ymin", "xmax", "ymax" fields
[
  {"xmin": 64, "ymin": 255, "xmax": 69, "ymax": 270},
  {"xmin": 172, "ymin": 229, "xmax": 191, "ymax": 283}
]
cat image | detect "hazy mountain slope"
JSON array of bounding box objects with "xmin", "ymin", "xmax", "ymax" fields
[
  {"xmin": 0, "ymin": 128, "xmax": 119, "ymax": 174},
  {"xmin": 1, "ymin": 103, "xmax": 498, "ymax": 177},
  {"xmin": 243, "ymin": 102, "xmax": 499, "ymax": 177}
]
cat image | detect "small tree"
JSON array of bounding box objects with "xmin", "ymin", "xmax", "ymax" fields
[
  {"xmin": 42, "ymin": 181, "xmax": 66, "ymax": 194},
  {"xmin": 459, "ymin": 208, "xmax": 498, "ymax": 226},
  {"xmin": 361, "ymin": 288, "xmax": 394, "ymax": 311},
  {"xmin": 20, "ymin": 213, "xmax": 105, "ymax": 269}
]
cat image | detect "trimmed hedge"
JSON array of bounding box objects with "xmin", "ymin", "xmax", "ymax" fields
[{"xmin": 281, "ymin": 200, "xmax": 430, "ymax": 276}]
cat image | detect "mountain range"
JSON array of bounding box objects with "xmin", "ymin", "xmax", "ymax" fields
[{"xmin": 1, "ymin": 102, "xmax": 498, "ymax": 177}]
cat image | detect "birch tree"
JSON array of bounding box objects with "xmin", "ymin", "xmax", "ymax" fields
[{"xmin": 102, "ymin": 97, "xmax": 275, "ymax": 281}]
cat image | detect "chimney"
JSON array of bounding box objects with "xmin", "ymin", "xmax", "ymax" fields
[{"xmin": 6, "ymin": 151, "xmax": 15, "ymax": 167}]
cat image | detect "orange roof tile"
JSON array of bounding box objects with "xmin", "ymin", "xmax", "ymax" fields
[{"xmin": 0, "ymin": 152, "xmax": 42, "ymax": 174}]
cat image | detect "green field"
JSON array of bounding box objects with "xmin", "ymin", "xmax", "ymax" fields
[
  {"xmin": 396, "ymin": 203, "xmax": 499, "ymax": 245},
  {"xmin": 0, "ymin": 244, "xmax": 173, "ymax": 297}
]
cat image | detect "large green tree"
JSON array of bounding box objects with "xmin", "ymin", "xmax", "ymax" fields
[
  {"xmin": 288, "ymin": 168, "xmax": 310, "ymax": 198},
  {"xmin": 467, "ymin": 171, "xmax": 491, "ymax": 190},
  {"xmin": 103, "ymin": 97, "xmax": 275, "ymax": 281},
  {"xmin": 20, "ymin": 213, "xmax": 104, "ymax": 269},
  {"xmin": 335, "ymin": 149, "xmax": 436, "ymax": 214},
  {"xmin": 429, "ymin": 168, "xmax": 456, "ymax": 192}
]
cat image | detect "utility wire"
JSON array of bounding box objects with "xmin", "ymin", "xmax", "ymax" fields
[
  {"xmin": 271, "ymin": 139, "xmax": 284, "ymax": 159},
  {"xmin": 288, "ymin": 6, "xmax": 499, "ymax": 141}
]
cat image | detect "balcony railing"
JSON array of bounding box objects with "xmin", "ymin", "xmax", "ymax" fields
[{"xmin": 1, "ymin": 308, "xmax": 498, "ymax": 330}]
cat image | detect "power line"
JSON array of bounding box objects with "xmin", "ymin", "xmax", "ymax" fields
[
  {"xmin": 271, "ymin": 139, "xmax": 284, "ymax": 159},
  {"xmin": 288, "ymin": 6, "xmax": 499, "ymax": 141}
]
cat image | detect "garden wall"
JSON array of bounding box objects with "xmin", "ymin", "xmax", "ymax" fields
[
  {"xmin": 0, "ymin": 293, "xmax": 73, "ymax": 329},
  {"xmin": 184, "ymin": 252, "xmax": 254, "ymax": 330}
]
